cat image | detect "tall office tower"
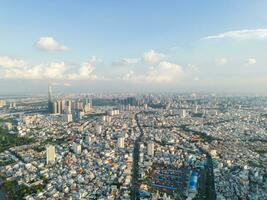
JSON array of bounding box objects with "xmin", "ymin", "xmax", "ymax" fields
[
  {"xmin": 73, "ymin": 143, "xmax": 82, "ymax": 154},
  {"xmin": 61, "ymin": 100, "xmax": 65, "ymax": 113},
  {"xmin": 48, "ymin": 85, "xmax": 53, "ymax": 113},
  {"xmin": 52, "ymin": 101, "xmax": 58, "ymax": 114},
  {"xmin": 66, "ymin": 100, "xmax": 72, "ymax": 114},
  {"xmin": 56, "ymin": 100, "xmax": 63, "ymax": 114},
  {"xmin": 46, "ymin": 145, "xmax": 56, "ymax": 164},
  {"xmin": 147, "ymin": 142, "xmax": 154, "ymax": 157},
  {"xmin": 117, "ymin": 136, "xmax": 125, "ymax": 149}
]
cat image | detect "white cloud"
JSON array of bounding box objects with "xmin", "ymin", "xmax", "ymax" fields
[
  {"xmin": 123, "ymin": 61, "xmax": 183, "ymax": 83},
  {"xmin": 204, "ymin": 29, "xmax": 267, "ymax": 40},
  {"xmin": 88, "ymin": 56, "xmax": 102, "ymax": 65},
  {"xmin": 68, "ymin": 62, "xmax": 97, "ymax": 80},
  {"xmin": 113, "ymin": 58, "xmax": 140, "ymax": 66},
  {"xmin": 3, "ymin": 62, "xmax": 67, "ymax": 79},
  {"xmin": 44, "ymin": 62, "xmax": 67, "ymax": 79},
  {"xmin": 122, "ymin": 70, "xmax": 135, "ymax": 80},
  {"xmin": 246, "ymin": 58, "xmax": 257, "ymax": 65},
  {"xmin": 36, "ymin": 37, "xmax": 69, "ymax": 51},
  {"xmin": 0, "ymin": 56, "xmax": 27, "ymax": 68},
  {"xmin": 1, "ymin": 58, "xmax": 100, "ymax": 80},
  {"xmin": 215, "ymin": 58, "xmax": 228, "ymax": 65},
  {"xmin": 143, "ymin": 50, "xmax": 165, "ymax": 64}
]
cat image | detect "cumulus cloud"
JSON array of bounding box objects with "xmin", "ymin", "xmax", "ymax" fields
[
  {"xmin": 122, "ymin": 70, "xmax": 135, "ymax": 80},
  {"xmin": 68, "ymin": 62, "xmax": 97, "ymax": 80},
  {"xmin": 246, "ymin": 58, "xmax": 257, "ymax": 65},
  {"xmin": 143, "ymin": 50, "xmax": 165, "ymax": 64},
  {"xmin": 3, "ymin": 62, "xmax": 67, "ymax": 79},
  {"xmin": 0, "ymin": 56, "xmax": 27, "ymax": 68},
  {"xmin": 36, "ymin": 37, "xmax": 69, "ymax": 51},
  {"xmin": 123, "ymin": 61, "xmax": 183, "ymax": 83},
  {"xmin": 215, "ymin": 58, "xmax": 228, "ymax": 65},
  {"xmin": 204, "ymin": 29, "xmax": 267, "ymax": 40},
  {"xmin": 1, "ymin": 57, "xmax": 101, "ymax": 80}
]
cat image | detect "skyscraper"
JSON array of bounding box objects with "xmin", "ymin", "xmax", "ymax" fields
[{"xmin": 48, "ymin": 85, "xmax": 53, "ymax": 113}]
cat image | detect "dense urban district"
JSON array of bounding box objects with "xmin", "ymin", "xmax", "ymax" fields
[{"xmin": 0, "ymin": 89, "xmax": 266, "ymax": 200}]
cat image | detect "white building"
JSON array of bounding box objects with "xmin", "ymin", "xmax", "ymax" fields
[
  {"xmin": 73, "ymin": 143, "xmax": 82, "ymax": 154},
  {"xmin": 64, "ymin": 114, "xmax": 73, "ymax": 123},
  {"xmin": 147, "ymin": 142, "xmax": 154, "ymax": 157},
  {"xmin": 96, "ymin": 125, "xmax": 102, "ymax": 134},
  {"xmin": 46, "ymin": 145, "xmax": 56, "ymax": 164},
  {"xmin": 117, "ymin": 136, "xmax": 125, "ymax": 149},
  {"xmin": 181, "ymin": 109, "xmax": 187, "ymax": 118}
]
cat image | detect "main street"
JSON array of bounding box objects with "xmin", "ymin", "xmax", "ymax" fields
[{"xmin": 131, "ymin": 112, "xmax": 144, "ymax": 200}]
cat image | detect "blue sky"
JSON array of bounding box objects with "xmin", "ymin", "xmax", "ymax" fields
[{"xmin": 0, "ymin": 0, "xmax": 267, "ymax": 94}]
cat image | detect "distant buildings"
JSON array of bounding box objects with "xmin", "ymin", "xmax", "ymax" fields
[
  {"xmin": 46, "ymin": 145, "xmax": 56, "ymax": 164},
  {"xmin": 108, "ymin": 109, "xmax": 120, "ymax": 116}
]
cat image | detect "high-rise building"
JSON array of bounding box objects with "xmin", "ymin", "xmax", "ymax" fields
[
  {"xmin": 48, "ymin": 85, "xmax": 53, "ymax": 113},
  {"xmin": 46, "ymin": 145, "xmax": 56, "ymax": 164},
  {"xmin": 52, "ymin": 102, "xmax": 58, "ymax": 114},
  {"xmin": 64, "ymin": 113, "xmax": 73, "ymax": 122},
  {"xmin": 66, "ymin": 100, "xmax": 72, "ymax": 114},
  {"xmin": 9, "ymin": 101, "xmax": 16, "ymax": 108},
  {"xmin": 147, "ymin": 142, "xmax": 154, "ymax": 157},
  {"xmin": 0, "ymin": 100, "xmax": 6, "ymax": 108},
  {"xmin": 57, "ymin": 100, "xmax": 63, "ymax": 114},
  {"xmin": 117, "ymin": 136, "xmax": 125, "ymax": 149}
]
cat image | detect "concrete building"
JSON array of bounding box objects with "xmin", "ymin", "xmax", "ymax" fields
[
  {"xmin": 181, "ymin": 109, "xmax": 187, "ymax": 118},
  {"xmin": 73, "ymin": 143, "xmax": 82, "ymax": 154},
  {"xmin": 64, "ymin": 114, "xmax": 73, "ymax": 123},
  {"xmin": 117, "ymin": 136, "xmax": 125, "ymax": 149},
  {"xmin": 147, "ymin": 142, "xmax": 154, "ymax": 157},
  {"xmin": 46, "ymin": 145, "xmax": 56, "ymax": 164}
]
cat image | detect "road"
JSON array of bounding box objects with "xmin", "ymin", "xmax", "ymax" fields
[{"xmin": 131, "ymin": 112, "xmax": 144, "ymax": 200}]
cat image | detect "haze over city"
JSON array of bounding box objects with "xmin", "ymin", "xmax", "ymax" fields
[
  {"xmin": 0, "ymin": 1, "xmax": 267, "ymax": 200},
  {"xmin": 1, "ymin": 1, "xmax": 267, "ymax": 94}
]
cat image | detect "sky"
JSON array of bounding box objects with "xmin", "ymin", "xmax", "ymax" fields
[{"xmin": 1, "ymin": 0, "xmax": 267, "ymax": 94}]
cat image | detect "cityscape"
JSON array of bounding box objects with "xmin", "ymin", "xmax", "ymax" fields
[
  {"xmin": 0, "ymin": 1, "xmax": 267, "ymax": 200},
  {"xmin": 0, "ymin": 90, "xmax": 266, "ymax": 199}
]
